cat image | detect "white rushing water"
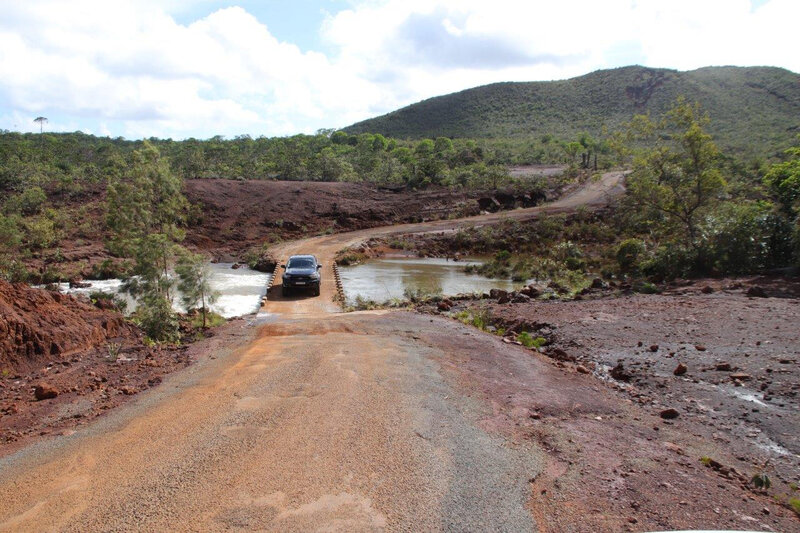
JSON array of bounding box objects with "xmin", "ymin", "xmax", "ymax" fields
[{"xmin": 48, "ymin": 263, "xmax": 271, "ymax": 318}]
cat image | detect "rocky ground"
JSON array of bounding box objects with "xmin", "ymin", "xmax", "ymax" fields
[
  {"xmin": 420, "ymin": 276, "xmax": 800, "ymax": 528},
  {"xmin": 0, "ymin": 280, "xmax": 258, "ymax": 456}
]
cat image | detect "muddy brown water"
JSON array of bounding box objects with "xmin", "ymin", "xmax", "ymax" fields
[{"xmin": 339, "ymin": 258, "xmax": 523, "ymax": 304}]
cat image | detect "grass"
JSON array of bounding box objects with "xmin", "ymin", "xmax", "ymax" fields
[
  {"xmin": 188, "ymin": 311, "xmax": 226, "ymax": 329},
  {"xmin": 790, "ymin": 498, "xmax": 800, "ymax": 516},
  {"xmin": 518, "ymin": 331, "xmax": 547, "ymax": 349}
]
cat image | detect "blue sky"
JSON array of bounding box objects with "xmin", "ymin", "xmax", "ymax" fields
[{"xmin": 0, "ymin": 0, "xmax": 796, "ymax": 140}]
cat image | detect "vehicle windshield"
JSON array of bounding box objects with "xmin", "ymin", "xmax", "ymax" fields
[{"xmin": 287, "ymin": 258, "xmax": 315, "ymax": 269}]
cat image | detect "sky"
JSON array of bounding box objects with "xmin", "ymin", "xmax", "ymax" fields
[{"xmin": 0, "ymin": 0, "xmax": 796, "ymax": 140}]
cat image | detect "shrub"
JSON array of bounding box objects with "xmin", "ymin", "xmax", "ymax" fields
[
  {"xmin": 518, "ymin": 331, "xmax": 546, "ymax": 348},
  {"xmin": 8, "ymin": 186, "xmax": 47, "ymax": 216},
  {"xmin": 704, "ymin": 201, "xmax": 794, "ymax": 273},
  {"xmin": 616, "ymin": 238, "xmax": 645, "ymax": 272},
  {"xmin": 134, "ymin": 294, "xmax": 180, "ymax": 343},
  {"xmin": 23, "ymin": 216, "xmax": 59, "ymax": 250},
  {"xmin": 790, "ymin": 498, "xmax": 800, "ymax": 517}
]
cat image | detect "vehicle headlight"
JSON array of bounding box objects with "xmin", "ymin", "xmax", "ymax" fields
[{"xmin": 310, "ymin": 272, "xmax": 320, "ymax": 279}]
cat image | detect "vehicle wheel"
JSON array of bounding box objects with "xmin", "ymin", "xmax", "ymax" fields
[
  {"xmin": 314, "ymin": 286, "xmax": 320, "ymax": 296},
  {"xmin": 282, "ymin": 286, "xmax": 289, "ymax": 297}
]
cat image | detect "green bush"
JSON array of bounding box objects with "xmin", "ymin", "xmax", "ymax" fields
[
  {"xmin": 23, "ymin": 216, "xmax": 58, "ymax": 250},
  {"xmin": 790, "ymin": 498, "xmax": 800, "ymax": 517},
  {"xmin": 704, "ymin": 201, "xmax": 794, "ymax": 273},
  {"xmin": 134, "ymin": 294, "xmax": 180, "ymax": 343},
  {"xmin": 616, "ymin": 238, "xmax": 645, "ymax": 272},
  {"xmin": 518, "ymin": 331, "xmax": 546, "ymax": 348},
  {"xmin": 7, "ymin": 186, "xmax": 47, "ymax": 216}
]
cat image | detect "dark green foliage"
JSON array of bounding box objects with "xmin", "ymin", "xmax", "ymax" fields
[
  {"xmin": 751, "ymin": 472, "xmax": 771, "ymax": 490},
  {"xmin": 626, "ymin": 100, "xmax": 726, "ymax": 250},
  {"xmin": 345, "ymin": 66, "xmax": 800, "ymax": 158},
  {"xmin": 764, "ymin": 146, "xmax": 800, "ymax": 216},
  {"xmin": 106, "ymin": 142, "xmax": 188, "ymax": 342},
  {"xmin": 134, "ymin": 291, "xmax": 180, "ymax": 344},
  {"xmin": 616, "ymin": 238, "xmax": 645, "ymax": 272}
]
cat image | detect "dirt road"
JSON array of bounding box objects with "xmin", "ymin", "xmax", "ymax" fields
[{"xmin": 0, "ymin": 170, "xmax": 748, "ymax": 532}]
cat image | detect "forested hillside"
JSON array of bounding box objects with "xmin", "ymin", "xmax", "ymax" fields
[{"xmin": 345, "ymin": 66, "xmax": 800, "ymax": 157}]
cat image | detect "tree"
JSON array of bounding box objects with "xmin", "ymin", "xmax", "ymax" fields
[
  {"xmin": 625, "ymin": 100, "xmax": 726, "ymax": 250},
  {"xmin": 176, "ymin": 251, "xmax": 219, "ymax": 328},
  {"xmin": 106, "ymin": 141, "xmax": 189, "ymax": 341},
  {"xmin": 33, "ymin": 116, "xmax": 48, "ymax": 134},
  {"xmin": 765, "ymin": 144, "xmax": 800, "ymax": 217}
]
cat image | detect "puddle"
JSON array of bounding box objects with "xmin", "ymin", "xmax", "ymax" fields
[
  {"xmin": 713, "ymin": 383, "xmax": 770, "ymax": 408},
  {"xmin": 339, "ymin": 257, "xmax": 524, "ymax": 305},
  {"xmin": 46, "ymin": 263, "xmax": 271, "ymax": 318}
]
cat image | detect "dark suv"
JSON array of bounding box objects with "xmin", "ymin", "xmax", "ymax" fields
[{"xmin": 281, "ymin": 255, "xmax": 322, "ymax": 296}]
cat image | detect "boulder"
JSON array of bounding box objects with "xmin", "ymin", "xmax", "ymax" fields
[
  {"xmin": 590, "ymin": 278, "xmax": 606, "ymax": 289},
  {"xmin": 746, "ymin": 286, "xmax": 768, "ymax": 298},
  {"xmin": 34, "ymin": 383, "xmax": 59, "ymax": 401},
  {"xmin": 489, "ymin": 288, "xmax": 508, "ymax": 300},
  {"xmin": 526, "ymin": 284, "xmax": 544, "ymax": 298},
  {"xmin": 659, "ymin": 408, "xmax": 680, "ymax": 420},
  {"xmin": 512, "ymin": 293, "xmax": 531, "ymax": 304},
  {"xmin": 610, "ymin": 362, "xmax": 632, "ymax": 382},
  {"xmin": 673, "ymin": 363, "xmax": 688, "ymax": 376}
]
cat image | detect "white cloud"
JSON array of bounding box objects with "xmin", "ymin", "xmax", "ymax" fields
[{"xmin": 0, "ymin": 0, "xmax": 797, "ymax": 138}]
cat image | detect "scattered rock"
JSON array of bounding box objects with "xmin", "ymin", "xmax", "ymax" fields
[
  {"xmin": 715, "ymin": 362, "xmax": 732, "ymax": 371},
  {"xmin": 660, "ymin": 408, "xmax": 680, "ymax": 419},
  {"xmin": 545, "ymin": 347, "xmax": 575, "ymax": 362},
  {"xmin": 701, "ymin": 285, "xmax": 714, "ymax": 294},
  {"xmin": 746, "ymin": 286, "xmax": 767, "ymax": 298},
  {"xmin": 489, "ymin": 288, "xmax": 508, "ymax": 300},
  {"xmin": 34, "ymin": 383, "xmax": 59, "ymax": 401},
  {"xmin": 610, "ymin": 363, "xmax": 632, "ymax": 382},
  {"xmin": 649, "ymin": 344, "xmax": 659, "ymax": 352},
  {"xmin": 231, "ymin": 263, "xmax": 241, "ymax": 269},
  {"xmin": 437, "ymin": 301, "xmax": 451, "ymax": 312},
  {"xmin": 512, "ymin": 293, "xmax": 531, "ymax": 304},
  {"xmin": 695, "ymin": 345, "xmax": 707, "ymax": 352},
  {"xmin": 120, "ymin": 386, "xmax": 138, "ymax": 395},
  {"xmin": 576, "ymin": 365, "xmax": 590, "ymax": 374},
  {"xmin": 590, "ymin": 278, "xmax": 606, "ymax": 289},
  {"xmin": 730, "ymin": 372, "xmax": 752, "ymax": 381},
  {"xmin": 68, "ymin": 279, "xmax": 91, "ymax": 289},
  {"xmin": 674, "ymin": 363, "xmax": 688, "ymax": 376}
]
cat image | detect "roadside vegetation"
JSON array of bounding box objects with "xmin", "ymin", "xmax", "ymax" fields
[
  {"xmin": 1, "ymin": 94, "xmax": 798, "ymax": 308},
  {"xmin": 382, "ymin": 101, "xmax": 800, "ymax": 285}
]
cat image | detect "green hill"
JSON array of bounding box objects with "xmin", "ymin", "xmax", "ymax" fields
[{"xmin": 345, "ymin": 65, "xmax": 800, "ymax": 156}]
